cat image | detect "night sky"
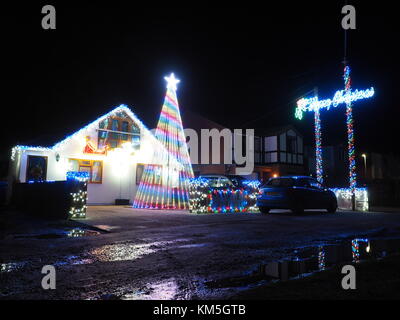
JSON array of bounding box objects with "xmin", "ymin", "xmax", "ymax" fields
[{"xmin": 1, "ymin": 2, "xmax": 399, "ymax": 177}]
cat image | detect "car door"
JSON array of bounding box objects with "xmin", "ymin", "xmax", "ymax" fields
[
  {"xmin": 307, "ymin": 178, "xmax": 328, "ymax": 209},
  {"xmin": 295, "ymin": 178, "xmax": 315, "ymax": 208}
]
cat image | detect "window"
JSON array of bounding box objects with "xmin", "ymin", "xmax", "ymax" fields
[
  {"xmin": 97, "ymin": 112, "xmax": 141, "ymax": 150},
  {"xmin": 136, "ymin": 164, "xmax": 144, "ymax": 185},
  {"xmin": 148, "ymin": 164, "xmax": 162, "ymax": 186},
  {"xmin": 287, "ymin": 135, "xmax": 297, "ymax": 154},
  {"xmin": 205, "ymin": 177, "xmax": 220, "ymax": 188},
  {"xmin": 68, "ymin": 159, "xmax": 103, "ymax": 184},
  {"xmin": 254, "ymin": 136, "xmax": 262, "ymax": 164},
  {"xmin": 219, "ymin": 177, "xmax": 233, "ymax": 187},
  {"xmin": 112, "ymin": 119, "xmax": 119, "ymax": 131},
  {"xmin": 121, "ymin": 121, "xmax": 129, "ymax": 132},
  {"xmin": 296, "ymin": 178, "xmax": 310, "ymax": 188},
  {"xmin": 26, "ymin": 156, "xmax": 48, "ymax": 182},
  {"xmin": 266, "ymin": 178, "xmax": 294, "ymax": 187},
  {"xmin": 92, "ymin": 161, "xmax": 102, "ymax": 183}
]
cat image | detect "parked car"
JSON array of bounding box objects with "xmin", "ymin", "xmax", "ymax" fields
[
  {"xmin": 257, "ymin": 176, "xmax": 337, "ymax": 214},
  {"xmin": 199, "ymin": 175, "xmax": 234, "ymax": 188},
  {"xmin": 199, "ymin": 174, "xmax": 258, "ymax": 188}
]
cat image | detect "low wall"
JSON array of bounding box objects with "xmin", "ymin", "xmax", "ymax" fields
[
  {"xmin": 11, "ymin": 172, "xmax": 88, "ymax": 219},
  {"xmin": 330, "ymin": 188, "xmax": 369, "ymax": 212}
]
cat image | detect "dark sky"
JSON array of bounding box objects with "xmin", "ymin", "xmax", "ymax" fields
[{"xmin": 2, "ymin": 2, "xmax": 399, "ymax": 167}]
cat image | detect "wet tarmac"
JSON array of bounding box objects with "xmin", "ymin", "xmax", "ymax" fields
[{"xmin": 1, "ymin": 207, "xmax": 400, "ymax": 299}]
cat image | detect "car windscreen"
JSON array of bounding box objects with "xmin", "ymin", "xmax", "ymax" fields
[{"xmin": 265, "ymin": 178, "xmax": 294, "ymax": 187}]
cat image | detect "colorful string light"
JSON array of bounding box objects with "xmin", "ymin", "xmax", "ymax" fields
[
  {"xmin": 344, "ymin": 66, "xmax": 357, "ymax": 192},
  {"xmin": 188, "ymin": 177, "xmax": 261, "ymax": 213},
  {"xmin": 314, "ymin": 109, "xmax": 323, "ymax": 185},
  {"xmin": 133, "ymin": 74, "xmax": 194, "ymax": 210}
]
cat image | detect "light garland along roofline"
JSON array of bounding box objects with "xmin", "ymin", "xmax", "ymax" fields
[
  {"xmin": 13, "ymin": 145, "xmax": 53, "ymax": 152},
  {"xmin": 52, "ymin": 104, "xmax": 152, "ymax": 150},
  {"xmin": 11, "ymin": 104, "xmax": 176, "ymax": 164}
]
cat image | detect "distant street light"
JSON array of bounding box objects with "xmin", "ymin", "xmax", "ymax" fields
[{"xmin": 361, "ymin": 154, "xmax": 367, "ymax": 179}]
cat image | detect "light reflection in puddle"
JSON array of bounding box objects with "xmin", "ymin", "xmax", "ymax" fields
[
  {"xmin": 90, "ymin": 243, "xmax": 157, "ymax": 262},
  {"xmin": 0, "ymin": 261, "xmax": 27, "ymax": 273},
  {"xmin": 121, "ymin": 279, "xmax": 179, "ymax": 300},
  {"xmin": 54, "ymin": 240, "xmax": 189, "ymax": 266},
  {"xmin": 93, "ymin": 225, "xmax": 120, "ymax": 231},
  {"xmin": 54, "ymin": 255, "xmax": 94, "ymax": 266},
  {"xmin": 177, "ymin": 243, "xmax": 207, "ymax": 249},
  {"xmin": 67, "ymin": 228, "xmax": 100, "ymax": 238}
]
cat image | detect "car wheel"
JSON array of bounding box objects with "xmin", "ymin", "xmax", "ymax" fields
[
  {"xmin": 260, "ymin": 207, "xmax": 270, "ymax": 214},
  {"xmin": 327, "ymin": 203, "xmax": 337, "ymax": 213}
]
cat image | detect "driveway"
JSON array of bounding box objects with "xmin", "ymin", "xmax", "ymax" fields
[{"xmin": 1, "ymin": 206, "xmax": 400, "ymax": 299}]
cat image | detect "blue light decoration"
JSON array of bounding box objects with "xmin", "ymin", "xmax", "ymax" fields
[
  {"xmin": 295, "ymin": 65, "xmax": 375, "ymax": 203},
  {"xmin": 295, "ymin": 86, "xmax": 375, "ymax": 120},
  {"xmin": 67, "ymin": 171, "xmax": 90, "ymax": 182},
  {"xmin": 188, "ymin": 177, "xmax": 261, "ymax": 213},
  {"xmin": 28, "ymin": 180, "xmax": 55, "ymax": 184}
]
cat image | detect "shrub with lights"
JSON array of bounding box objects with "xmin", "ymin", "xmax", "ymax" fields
[{"xmin": 67, "ymin": 171, "xmax": 89, "ymax": 219}]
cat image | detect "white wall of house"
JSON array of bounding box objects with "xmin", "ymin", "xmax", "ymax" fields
[{"xmin": 10, "ymin": 106, "xmax": 176, "ymax": 205}]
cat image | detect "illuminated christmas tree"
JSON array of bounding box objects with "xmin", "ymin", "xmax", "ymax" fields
[{"xmin": 133, "ymin": 73, "xmax": 194, "ymax": 209}]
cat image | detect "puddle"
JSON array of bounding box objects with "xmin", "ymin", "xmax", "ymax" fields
[
  {"xmin": 206, "ymin": 237, "xmax": 400, "ymax": 288},
  {"xmin": 121, "ymin": 279, "xmax": 179, "ymax": 300},
  {"xmin": 67, "ymin": 228, "xmax": 100, "ymax": 237},
  {"xmin": 54, "ymin": 255, "xmax": 95, "ymax": 266},
  {"xmin": 2, "ymin": 239, "xmax": 193, "ymax": 276},
  {"xmin": 13, "ymin": 228, "xmax": 101, "ymax": 239},
  {"xmin": 90, "ymin": 243, "xmax": 157, "ymax": 262},
  {"xmin": 93, "ymin": 225, "xmax": 119, "ymax": 232},
  {"xmin": 177, "ymin": 243, "xmax": 208, "ymax": 249},
  {"xmin": 0, "ymin": 261, "xmax": 27, "ymax": 273}
]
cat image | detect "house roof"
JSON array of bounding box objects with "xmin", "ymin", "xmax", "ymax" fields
[
  {"xmin": 182, "ymin": 110, "xmax": 227, "ymax": 131},
  {"xmin": 254, "ymin": 124, "xmax": 303, "ymax": 138},
  {"xmin": 13, "ymin": 105, "xmax": 157, "ymax": 152}
]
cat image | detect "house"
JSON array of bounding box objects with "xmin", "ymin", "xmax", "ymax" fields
[
  {"xmin": 253, "ymin": 125, "xmax": 305, "ymax": 182},
  {"xmin": 8, "ymin": 105, "xmax": 177, "ymax": 205},
  {"xmin": 183, "ymin": 111, "xmax": 237, "ymax": 176}
]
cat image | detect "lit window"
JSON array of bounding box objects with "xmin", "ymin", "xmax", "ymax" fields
[{"xmin": 68, "ymin": 159, "xmax": 103, "ymax": 184}]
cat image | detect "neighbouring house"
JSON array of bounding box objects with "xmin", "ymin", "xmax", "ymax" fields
[
  {"xmin": 253, "ymin": 125, "xmax": 305, "ymax": 183},
  {"xmin": 8, "ymin": 105, "xmax": 179, "ymax": 205},
  {"xmin": 183, "ymin": 111, "xmax": 237, "ymax": 176}
]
